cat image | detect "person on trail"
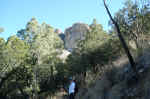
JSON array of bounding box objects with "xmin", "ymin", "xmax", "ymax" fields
[{"xmin": 69, "ymin": 77, "xmax": 76, "ymax": 99}]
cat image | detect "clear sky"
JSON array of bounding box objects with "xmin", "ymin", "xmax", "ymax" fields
[{"xmin": 0, "ymin": 0, "xmax": 125, "ymax": 40}]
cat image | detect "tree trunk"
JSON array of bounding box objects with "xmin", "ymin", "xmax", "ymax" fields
[{"xmin": 103, "ymin": 0, "xmax": 138, "ymax": 75}]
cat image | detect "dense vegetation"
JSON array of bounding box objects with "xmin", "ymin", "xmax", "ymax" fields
[{"xmin": 0, "ymin": 0, "xmax": 150, "ymax": 98}]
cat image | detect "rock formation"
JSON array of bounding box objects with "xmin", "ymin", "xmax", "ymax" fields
[
  {"xmin": 55, "ymin": 29, "xmax": 65, "ymax": 42},
  {"xmin": 64, "ymin": 23, "xmax": 90, "ymax": 51}
]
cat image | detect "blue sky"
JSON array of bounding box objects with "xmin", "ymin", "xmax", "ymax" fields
[{"xmin": 0, "ymin": 0, "xmax": 125, "ymax": 40}]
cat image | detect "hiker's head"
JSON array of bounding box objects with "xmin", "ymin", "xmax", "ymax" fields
[{"xmin": 69, "ymin": 77, "xmax": 73, "ymax": 82}]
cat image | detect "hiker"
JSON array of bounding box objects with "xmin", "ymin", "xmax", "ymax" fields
[{"xmin": 68, "ymin": 77, "xmax": 76, "ymax": 99}]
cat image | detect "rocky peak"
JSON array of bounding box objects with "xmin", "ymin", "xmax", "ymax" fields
[{"xmin": 64, "ymin": 23, "xmax": 90, "ymax": 51}]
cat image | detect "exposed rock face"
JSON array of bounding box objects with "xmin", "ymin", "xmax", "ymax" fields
[
  {"xmin": 59, "ymin": 33, "xmax": 65, "ymax": 42},
  {"xmin": 55, "ymin": 29, "xmax": 65, "ymax": 42},
  {"xmin": 58, "ymin": 49, "xmax": 70, "ymax": 61},
  {"xmin": 64, "ymin": 23, "xmax": 90, "ymax": 51}
]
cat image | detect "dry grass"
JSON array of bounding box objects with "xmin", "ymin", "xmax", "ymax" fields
[{"xmin": 75, "ymin": 51, "xmax": 150, "ymax": 99}]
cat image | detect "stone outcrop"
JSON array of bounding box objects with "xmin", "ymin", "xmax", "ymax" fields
[
  {"xmin": 59, "ymin": 33, "xmax": 65, "ymax": 42},
  {"xmin": 58, "ymin": 49, "xmax": 70, "ymax": 61},
  {"xmin": 55, "ymin": 29, "xmax": 65, "ymax": 42},
  {"xmin": 64, "ymin": 23, "xmax": 90, "ymax": 51}
]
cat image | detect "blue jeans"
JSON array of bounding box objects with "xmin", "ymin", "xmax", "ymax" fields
[{"xmin": 69, "ymin": 93, "xmax": 75, "ymax": 99}]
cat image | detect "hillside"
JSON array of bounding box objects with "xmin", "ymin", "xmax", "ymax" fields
[{"xmin": 75, "ymin": 50, "xmax": 150, "ymax": 99}]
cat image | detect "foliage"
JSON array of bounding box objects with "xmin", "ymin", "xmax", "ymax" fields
[
  {"xmin": 112, "ymin": 0, "xmax": 150, "ymax": 52},
  {"xmin": 77, "ymin": 19, "xmax": 108, "ymax": 53},
  {"xmin": 0, "ymin": 18, "xmax": 65, "ymax": 98},
  {"xmin": 17, "ymin": 18, "xmax": 64, "ymax": 97},
  {"xmin": 0, "ymin": 36, "xmax": 31, "ymax": 98},
  {"xmin": 65, "ymin": 20, "xmax": 124, "ymax": 88}
]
